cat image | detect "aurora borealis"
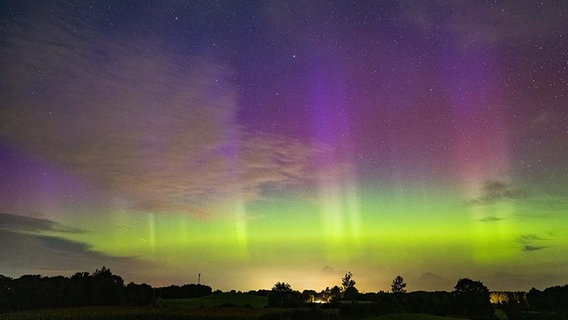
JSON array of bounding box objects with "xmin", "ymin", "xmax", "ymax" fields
[{"xmin": 1, "ymin": 1, "xmax": 567, "ymax": 292}]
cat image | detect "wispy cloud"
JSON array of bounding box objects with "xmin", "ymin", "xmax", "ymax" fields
[
  {"xmin": 469, "ymin": 180, "xmax": 521, "ymax": 206},
  {"xmin": 523, "ymin": 245, "xmax": 547, "ymax": 252},
  {"xmin": 478, "ymin": 216, "xmax": 502, "ymax": 222},
  {"xmin": 518, "ymin": 234, "xmax": 547, "ymax": 243},
  {"xmin": 517, "ymin": 234, "xmax": 550, "ymax": 252},
  {"xmin": 321, "ymin": 265, "xmax": 338, "ymax": 275},
  {"xmin": 0, "ymin": 6, "xmax": 323, "ymax": 219},
  {"xmin": 401, "ymin": 1, "xmax": 566, "ymax": 47},
  {"xmin": 0, "ymin": 212, "xmax": 83, "ymax": 234}
]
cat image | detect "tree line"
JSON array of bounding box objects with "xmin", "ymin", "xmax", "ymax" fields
[
  {"xmin": 0, "ymin": 267, "xmax": 211, "ymax": 312},
  {"xmin": 265, "ymin": 274, "xmax": 492, "ymax": 318},
  {"xmin": 2, "ymin": 268, "xmax": 567, "ymax": 319},
  {"xmin": 265, "ymin": 273, "xmax": 568, "ymax": 319}
]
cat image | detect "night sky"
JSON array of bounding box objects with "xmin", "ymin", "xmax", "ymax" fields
[{"xmin": 1, "ymin": 0, "xmax": 567, "ymax": 292}]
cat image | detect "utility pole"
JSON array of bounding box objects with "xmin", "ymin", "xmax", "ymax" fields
[{"xmin": 198, "ymin": 273, "xmax": 201, "ymax": 285}]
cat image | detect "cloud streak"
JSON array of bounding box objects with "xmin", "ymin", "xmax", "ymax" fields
[
  {"xmin": 0, "ymin": 213, "xmax": 151, "ymax": 278},
  {"xmin": 523, "ymin": 245, "xmax": 547, "ymax": 252},
  {"xmin": 0, "ymin": 212, "xmax": 82, "ymax": 233},
  {"xmin": 469, "ymin": 180, "xmax": 521, "ymax": 206},
  {"xmin": 478, "ymin": 216, "xmax": 502, "ymax": 222},
  {"xmin": 0, "ymin": 4, "xmax": 323, "ymax": 219},
  {"xmin": 517, "ymin": 234, "xmax": 550, "ymax": 252}
]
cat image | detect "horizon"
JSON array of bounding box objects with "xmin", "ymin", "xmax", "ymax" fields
[
  {"xmin": 0, "ymin": 266, "xmax": 554, "ymax": 294},
  {"xmin": 1, "ymin": 1, "xmax": 567, "ymax": 293}
]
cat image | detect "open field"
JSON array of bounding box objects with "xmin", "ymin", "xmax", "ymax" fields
[
  {"xmin": 0, "ymin": 301, "xmax": 469, "ymax": 320},
  {"xmin": 156, "ymin": 292, "xmax": 269, "ymax": 308},
  {"xmin": 1, "ymin": 306, "xmax": 467, "ymax": 320},
  {"xmin": 0, "ymin": 293, "xmax": 491, "ymax": 320},
  {"xmin": 366, "ymin": 314, "xmax": 463, "ymax": 320},
  {"xmin": 0, "ymin": 305, "xmax": 268, "ymax": 320}
]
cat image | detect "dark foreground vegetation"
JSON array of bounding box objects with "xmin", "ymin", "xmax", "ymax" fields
[{"xmin": 1, "ymin": 267, "xmax": 568, "ymax": 319}]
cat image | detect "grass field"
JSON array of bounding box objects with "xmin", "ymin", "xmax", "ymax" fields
[
  {"xmin": 156, "ymin": 292, "xmax": 269, "ymax": 308},
  {"xmin": 1, "ymin": 294, "xmax": 468, "ymax": 320},
  {"xmin": 0, "ymin": 305, "xmax": 269, "ymax": 320},
  {"xmin": 1, "ymin": 308, "xmax": 466, "ymax": 320},
  {"xmin": 364, "ymin": 313, "xmax": 463, "ymax": 320}
]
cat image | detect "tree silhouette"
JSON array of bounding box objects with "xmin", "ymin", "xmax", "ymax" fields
[
  {"xmin": 90, "ymin": 266, "xmax": 124, "ymax": 305},
  {"xmin": 391, "ymin": 275, "xmax": 407, "ymax": 293},
  {"xmin": 341, "ymin": 272, "xmax": 359, "ymax": 301},
  {"xmin": 322, "ymin": 285, "xmax": 342, "ymax": 302},
  {"xmin": 331, "ymin": 285, "xmax": 342, "ymax": 301},
  {"xmin": 527, "ymin": 285, "xmax": 568, "ymax": 312},
  {"xmin": 158, "ymin": 284, "xmax": 212, "ymax": 299},
  {"xmin": 269, "ymin": 282, "xmax": 297, "ymax": 307},
  {"xmin": 0, "ymin": 275, "xmax": 11, "ymax": 311},
  {"xmin": 124, "ymin": 282, "xmax": 156, "ymax": 306},
  {"xmin": 300, "ymin": 289, "xmax": 317, "ymax": 303},
  {"xmin": 341, "ymin": 271, "xmax": 356, "ymax": 292},
  {"xmin": 452, "ymin": 278, "xmax": 493, "ymax": 319},
  {"xmin": 70, "ymin": 271, "xmax": 91, "ymax": 306},
  {"xmin": 272, "ymin": 282, "xmax": 292, "ymax": 293}
]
